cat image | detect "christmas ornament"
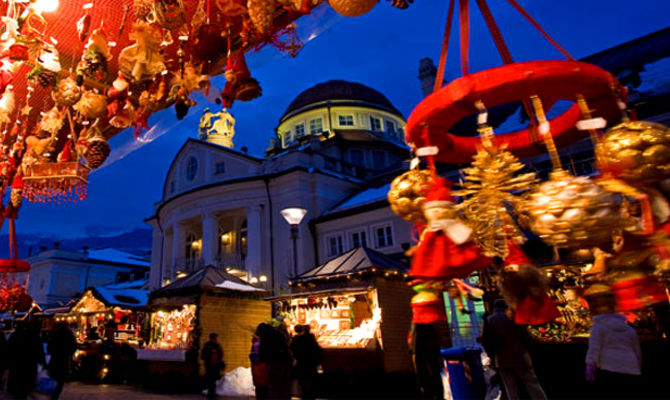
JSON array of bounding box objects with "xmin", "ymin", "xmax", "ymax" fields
[
  {"xmin": 247, "ymin": 0, "xmax": 277, "ymax": 36},
  {"xmin": 76, "ymin": 28, "xmax": 111, "ymax": 83},
  {"xmin": 216, "ymin": 0, "xmax": 247, "ymax": 15},
  {"xmin": 107, "ymin": 74, "xmax": 136, "ymax": 129},
  {"xmin": 388, "ymin": 0, "xmax": 412, "ymax": 9},
  {"xmin": 498, "ymin": 243, "xmax": 560, "ymax": 325},
  {"xmin": 118, "ymin": 22, "xmax": 166, "ymax": 82},
  {"xmin": 611, "ymin": 271, "xmax": 667, "ymax": 311},
  {"xmin": 597, "ymin": 120, "xmax": 670, "ymax": 183},
  {"xmin": 74, "ymin": 91, "xmax": 108, "ymax": 119},
  {"xmin": 388, "ymin": 169, "xmax": 433, "ymax": 224},
  {"xmin": 0, "ymin": 87, "xmax": 16, "ymax": 124},
  {"xmin": 523, "ymin": 170, "xmax": 622, "ymax": 250},
  {"xmin": 154, "ymin": 0, "xmax": 186, "ymax": 30},
  {"xmin": 38, "ymin": 106, "xmax": 65, "ymax": 135},
  {"xmin": 409, "ymin": 178, "xmax": 490, "ymax": 280},
  {"xmin": 52, "ymin": 76, "xmax": 82, "ymax": 107},
  {"xmin": 328, "ymin": 0, "xmax": 377, "ymax": 17},
  {"xmin": 410, "ymin": 291, "xmax": 446, "ymax": 324},
  {"xmin": 86, "ymin": 127, "xmax": 110, "ymax": 169},
  {"xmin": 454, "ymin": 123, "xmax": 537, "ymax": 257}
]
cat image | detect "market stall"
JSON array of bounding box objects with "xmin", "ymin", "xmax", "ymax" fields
[
  {"xmin": 138, "ymin": 265, "xmax": 269, "ymax": 391},
  {"xmin": 275, "ymin": 246, "xmax": 413, "ymax": 374}
]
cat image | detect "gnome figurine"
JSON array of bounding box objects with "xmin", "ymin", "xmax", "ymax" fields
[{"xmin": 410, "ymin": 178, "xmax": 491, "ymax": 281}]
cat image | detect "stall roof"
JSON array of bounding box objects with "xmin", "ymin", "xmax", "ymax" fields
[
  {"xmin": 92, "ymin": 287, "xmax": 149, "ymax": 308},
  {"xmin": 293, "ymin": 247, "xmax": 407, "ymax": 283},
  {"xmin": 150, "ymin": 266, "xmax": 265, "ymax": 298}
]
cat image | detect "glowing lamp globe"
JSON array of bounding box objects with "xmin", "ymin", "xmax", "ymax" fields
[
  {"xmin": 34, "ymin": 0, "xmax": 59, "ymax": 13},
  {"xmin": 281, "ymin": 207, "xmax": 307, "ymax": 225}
]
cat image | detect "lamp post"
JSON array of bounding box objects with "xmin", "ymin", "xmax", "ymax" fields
[{"xmin": 281, "ymin": 207, "xmax": 307, "ymax": 279}]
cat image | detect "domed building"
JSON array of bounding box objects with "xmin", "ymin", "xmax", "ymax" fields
[{"xmin": 145, "ymin": 80, "xmax": 413, "ymax": 290}]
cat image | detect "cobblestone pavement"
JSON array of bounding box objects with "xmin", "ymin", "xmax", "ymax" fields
[{"xmin": 22, "ymin": 382, "xmax": 254, "ymax": 400}]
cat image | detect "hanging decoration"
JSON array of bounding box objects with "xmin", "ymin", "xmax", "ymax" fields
[{"xmin": 387, "ymin": 168, "xmax": 433, "ymax": 224}]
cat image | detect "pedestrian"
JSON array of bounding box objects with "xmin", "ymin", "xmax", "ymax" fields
[
  {"xmin": 250, "ymin": 323, "xmax": 271, "ymax": 400},
  {"xmin": 290, "ymin": 325, "xmax": 323, "ymax": 400},
  {"xmin": 47, "ymin": 322, "xmax": 77, "ymax": 399},
  {"xmin": 0, "ymin": 328, "xmax": 9, "ymax": 390},
  {"xmin": 7, "ymin": 320, "xmax": 45, "ymax": 399},
  {"xmin": 585, "ymin": 312, "xmax": 642, "ymax": 399},
  {"xmin": 481, "ymin": 299, "xmax": 548, "ymax": 400},
  {"xmin": 259, "ymin": 325, "xmax": 293, "ymax": 400},
  {"xmin": 201, "ymin": 332, "xmax": 224, "ymax": 400}
]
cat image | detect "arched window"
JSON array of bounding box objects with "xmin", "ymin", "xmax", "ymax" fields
[{"xmin": 185, "ymin": 156, "xmax": 198, "ymax": 181}]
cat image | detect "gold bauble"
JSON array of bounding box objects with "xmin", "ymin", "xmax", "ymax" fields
[
  {"xmin": 52, "ymin": 77, "xmax": 82, "ymax": 107},
  {"xmin": 523, "ymin": 170, "xmax": 622, "ymax": 249},
  {"xmin": 598, "ymin": 120, "xmax": 670, "ymax": 182},
  {"xmin": 388, "ymin": 169, "xmax": 433, "ymax": 224},
  {"xmin": 328, "ymin": 0, "xmax": 377, "ymax": 17},
  {"xmin": 74, "ymin": 91, "xmax": 107, "ymax": 119}
]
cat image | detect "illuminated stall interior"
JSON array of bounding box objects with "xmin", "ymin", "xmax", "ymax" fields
[
  {"xmin": 277, "ymin": 247, "xmax": 414, "ymax": 373},
  {"xmin": 56, "ymin": 279, "xmax": 148, "ymax": 345}
]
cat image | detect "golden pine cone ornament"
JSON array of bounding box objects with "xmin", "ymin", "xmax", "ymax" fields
[
  {"xmin": 388, "ymin": 169, "xmax": 433, "ymax": 224},
  {"xmin": 598, "ymin": 120, "xmax": 670, "ymax": 183},
  {"xmin": 247, "ymin": 0, "xmax": 276, "ymax": 35},
  {"xmin": 522, "ymin": 170, "xmax": 622, "ymax": 250},
  {"xmin": 52, "ymin": 77, "xmax": 82, "ymax": 107},
  {"xmin": 86, "ymin": 131, "xmax": 110, "ymax": 169},
  {"xmin": 10, "ymin": 188, "xmax": 23, "ymax": 208},
  {"xmin": 328, "ymin": 0, "xmax": 377, "ymax": 16}
]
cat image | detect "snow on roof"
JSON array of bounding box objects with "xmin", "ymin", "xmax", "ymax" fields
[
  {"xmin": 94, "ymin": 287, "xmax": 149, "ymax": 308},
  {"xmin": 331, "ymin": 184, "xmax": 390, "ymax": 212},
  {"xmin": 86, "ymin": 248, "xmax": 150, "ymax": 268},
  {"xmin": 216, "ymin": 280, "xmax": 265, "ymax": 292}
]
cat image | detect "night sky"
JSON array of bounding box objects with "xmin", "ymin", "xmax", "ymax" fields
[{"xmin": 15, "ymin": 0, "xmax": 670, "ymax": 239}]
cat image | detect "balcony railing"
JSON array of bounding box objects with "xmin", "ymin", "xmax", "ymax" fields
[
  {"xmin": 214, "ymin": 253, "xmax": 246, "ymax": 270},
  {"xmin": 173, "ymin": 257, "xmax": 205, "ymax": 274}
]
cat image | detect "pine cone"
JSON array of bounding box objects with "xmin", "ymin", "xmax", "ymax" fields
[
  {"xmin": 248, "ymin": 0, "xmax": 276, "ymax": 35},
  {"xmin": 36, "ymin": 70, "xmax": 57, "ymax": 88},
  {"xmin": 86, "ymin": 137, "xmax": 110, "ymax": 169},
  {"xmin": 52, "ymin": 77, "xmax": 82, "ymax": 107},
  {"xmin": 10, "ymin": 188, "xmax": 22, "ymax": 208}
]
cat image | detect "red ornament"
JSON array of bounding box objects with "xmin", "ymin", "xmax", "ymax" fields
[{"xmin": 405, "ymin": 60, "xmax": 624, "ymax": 164}]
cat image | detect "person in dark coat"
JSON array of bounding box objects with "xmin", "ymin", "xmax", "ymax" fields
[
  {"xmin": 250, "ymin": 323, "xmax": 271, "ymax": 400},
  {"xmin": 482, "ymin": 299, "xmax": 547, "ymax": 400},
  {"xmin": 7, "ymin": 320, "xmax": 45, "ymax": 399},
  {"xmin": 201, "ymin": 332, "xmax": 224, "ymax": 400},
  {"xmin": 290, "ymin": 325, "xmax": 323, "ymax": 400},
  {"xmin": 47, "ymin": 323, "xmax": 77, "ymax": 399},
  {"xmin": 0, "ymin": 328, "xmax": 9, "ymax": 390},
  {"xmin": 259, "ymin": 325, "xmax": 293, "ymax": 400}
]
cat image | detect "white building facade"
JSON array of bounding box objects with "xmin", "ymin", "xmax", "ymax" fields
[{"xmin": 146, "ymin": 80, "xmax": 414, "ymax": 291}]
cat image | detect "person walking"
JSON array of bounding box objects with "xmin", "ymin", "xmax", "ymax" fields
[
  {"xmin": 482, "ymin": 299, "xmax": 548, "ymax": 400},
  {"xmin": 259, "ymin": 325, "xmax": 293, "ymax": 400},
  {"xmin": 585, "ymin": 312, "xmax": 642, "ymax": 399},
  {"xmin": 201, "ymin": 333, "xmax": 224, "ymax": 400},
  {"xmin": 250, "ymin": 323, "xmax": 271, "ymax": 400},
  {"xmin": 47, "ymin": 322, "xmax": 77, "ymax": 399},
  {"xmin": 290, "ymin": 325, "xmax": 323, "ymax": 400},
  {"xmin": 7, "ymin": 320, "xmax": 45, "ymax": 399}
]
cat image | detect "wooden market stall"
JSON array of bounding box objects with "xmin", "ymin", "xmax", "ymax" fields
[
  {"xmin": 138, "ymin": 266, "xmax": 270, "ymax": 391},
  {"xmin": 274, "ymin": 246, "xmax": 414, "ymax": 375}
]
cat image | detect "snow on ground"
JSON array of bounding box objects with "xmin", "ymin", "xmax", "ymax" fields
[{"xmin": 217, "ymin": 367, "xmax": 255, "ymax": 397}]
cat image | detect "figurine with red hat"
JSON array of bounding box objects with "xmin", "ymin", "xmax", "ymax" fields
[{"xmin": 409, "ymin": 178, "xmax": 491, "ymax": 281}]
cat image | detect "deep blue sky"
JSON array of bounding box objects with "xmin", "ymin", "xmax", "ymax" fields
[{"xmin": 16, "ymin": 0, "xmax": 670, "ymax": 238}]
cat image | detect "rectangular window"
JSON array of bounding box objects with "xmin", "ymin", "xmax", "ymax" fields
[
  {"xmin": 309, "ymin": 118, "xmax": 323, "ymax": 135},
  {"xmin": 283, "ymin": 131, "xmax": 294, "ymax": 147},
  {"xmin": 372, "ymin": 151, "xmax": 385, "ymax": 169},
  {"xmin": 350, "ymin": 230, "xmax": 367, "ymax": 248},
  {"xmin": 327, "ymin": 235, "xmax": 344, "ymax": 257},
  {"xmin": 215, "ymin": 162, "xmax": 226, "ymax": 175},
  {"xmin": 374, "ymin": 224, "xmax": 394, "ymax": 249},
  {"xmin": 339, "ymin": 115, "xmax": 354, "ymax": 126},
  {"xmin": 295, "ymin": 123, "xmax": 305, "ymax": 137},
  {"xmin": 385, "ymin": 120, "xmax": 396, "ymax": 136},
  {"xmin": 350, "ymin": 149, "xmax": 364, "ymax": 166},
  {"xmin": 369, "ymin": 116, "xmax": 382, "ymax": 132}
]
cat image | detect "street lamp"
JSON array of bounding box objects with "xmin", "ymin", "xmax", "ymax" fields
[{"xmin": 281, "ymin": 207, "xmax": 307, "ymax": 278}]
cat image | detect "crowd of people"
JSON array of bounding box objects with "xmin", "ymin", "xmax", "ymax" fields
[
  {"xmin": 248, "ymin": 322, "xmax": 323, "ymax": 400},
  {"xmin": 0, "ymin": 320, "xmax": 77, "ymax": 400}
]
